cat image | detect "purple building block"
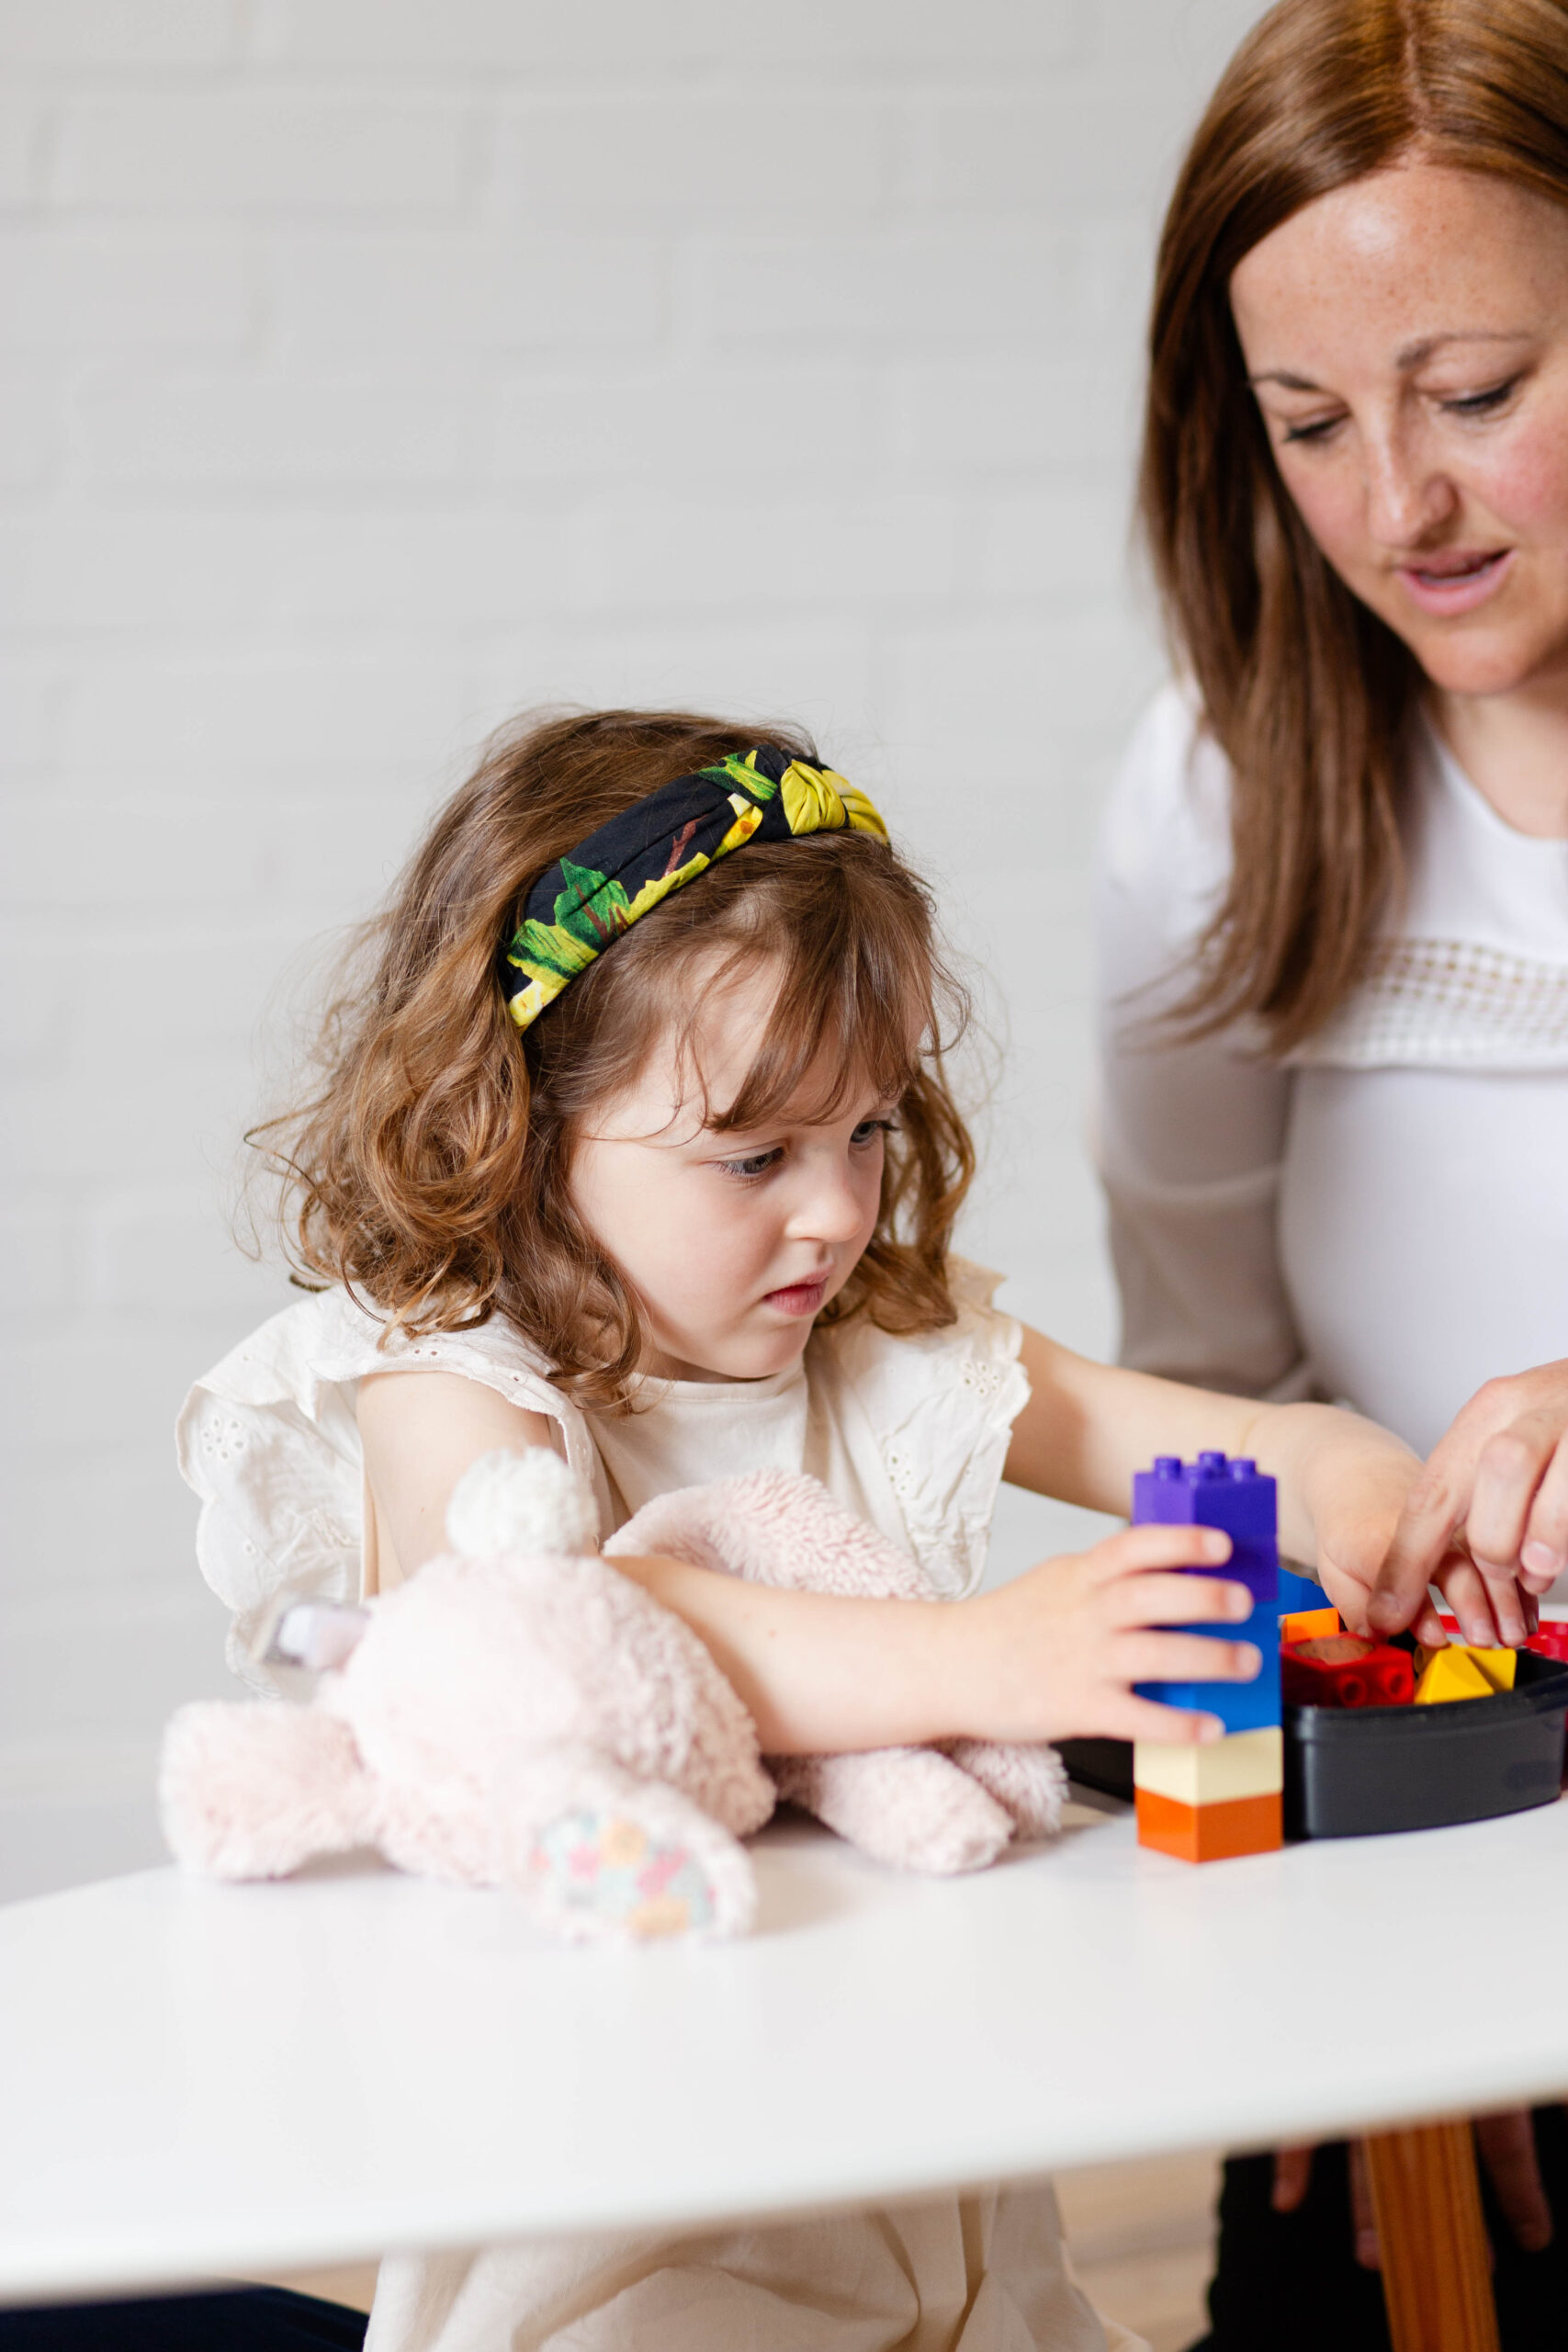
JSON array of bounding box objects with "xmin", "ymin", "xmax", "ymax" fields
[
  {"xmin": 1133, "ymin": 1452, "xmax": 1280, "ymax": 1732},
  {"xmin": 1132, "ymin": 1452, "xmax": 1280, "ymax": 1602}
]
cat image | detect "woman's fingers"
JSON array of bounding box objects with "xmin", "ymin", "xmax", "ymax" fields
[
  {"xmin": 1271, "ymin": 2146, "xmax": 1314, "ymax": 2212},
  {"xmin": 1522, "ymin": 1439, "xmax": 1568, "ymax": 1595},
  {"xmin": 1369, "ymin": 1461, "xmax": 1463, "ymax": 1634},
  {"xmin": 1348, "ymin": 2141, "xmax": 1382, "ymax": 2269},
  {"xmin": 1371, "ymin": 1366, "xmax": 1568, "ymax": 1634},
  {"xmin": 1468, "ymin": 1409, "xmax": 1564, "ymax": 1577},
  {"xmin": 1434, "ymin": 1555, "xmax": 1506, "ymax": 1648},
  {"xmin": 1475, "ymin": 2110, "xmax": 1553, "ymax": 2251}
]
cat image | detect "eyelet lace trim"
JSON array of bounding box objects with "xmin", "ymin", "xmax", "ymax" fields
[{"xmin": 1289, "ymin": 937, "xmax": 1568, "ymax": 1070}]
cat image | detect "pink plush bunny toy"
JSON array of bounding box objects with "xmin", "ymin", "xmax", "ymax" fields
[{"xmin": 162, "ymin": 1449, "xmax": 1066, "ymax": 1942}]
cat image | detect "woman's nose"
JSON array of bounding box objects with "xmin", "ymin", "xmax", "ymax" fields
[{"xmin": 1363, "ymin": 430, "xmax": 1458, "ymax": 549}]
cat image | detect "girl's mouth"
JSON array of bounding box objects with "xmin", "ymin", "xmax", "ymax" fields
[
  {"xmin": 1396, "ymin": 547, "xmax": 1514, "ymax": 616},
  {"xmin": 762, "ymin": 1275, "xmax": 829, "ymax": 1317}
]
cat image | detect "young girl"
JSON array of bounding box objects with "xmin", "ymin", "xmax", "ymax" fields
[{"xmin": 181, "ymin": 707, "xmax": 1425, "ymax": 2352}]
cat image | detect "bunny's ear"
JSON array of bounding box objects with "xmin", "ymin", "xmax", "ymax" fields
[
  {"xmin": 159, "ymin": 1702, "xmax": 377, "ymax": 1880},
  {"xmin": 445, "ymin": 1446, "xmax": 599, "ymax": 1560}
]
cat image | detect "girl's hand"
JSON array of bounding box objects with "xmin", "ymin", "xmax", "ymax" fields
[
  {"xmin": 1368, "ymin": 1363, "xmax": 1568, "ymax": 1645},
  {"xmin": 1282, "ymin": 1416, "xmax": 1446, "ymax": 1643},
  {"xmin": 953, "ymin": 1524, "xmax": 1261, "ymax": 1747}
]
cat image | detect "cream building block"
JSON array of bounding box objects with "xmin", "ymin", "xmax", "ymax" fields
[{"xmin": 1134, "ymin": 1726, "xmax": 1283, "ymax": 1806}]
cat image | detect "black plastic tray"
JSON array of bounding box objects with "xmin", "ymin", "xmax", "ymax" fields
[
  {"xmin": 1058, "ymin": 1651, "xmax": 1568, "ymax": 1842},
  {"xmin": 1286, "ymin": 1649, "xmax": 1568, "ymax": 1839}
]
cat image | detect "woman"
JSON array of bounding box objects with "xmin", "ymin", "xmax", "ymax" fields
[{"xmin": 1098, "ymin": 2, "xmax": 1568, "ymax": 2345}]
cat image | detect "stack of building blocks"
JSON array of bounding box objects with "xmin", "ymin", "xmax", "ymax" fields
[{"xmin": 1132, "ymin": 1453, "xmax": 1283, "ymax": 1863}]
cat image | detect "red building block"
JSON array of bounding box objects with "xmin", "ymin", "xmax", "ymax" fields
[{"xmin": 1281, "ymin": 1634, "xmax": 1415, "ymax": 1710}]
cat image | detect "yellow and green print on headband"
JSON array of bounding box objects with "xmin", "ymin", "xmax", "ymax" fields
[{"xmin": 498, "ymin": 746, "xmax": 889, "ymax": 1033}]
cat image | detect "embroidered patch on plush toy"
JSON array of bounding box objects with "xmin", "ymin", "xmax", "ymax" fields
[{"xmin": 530, "ymin": 1810, "xmax": 717, "ymax": 1939}]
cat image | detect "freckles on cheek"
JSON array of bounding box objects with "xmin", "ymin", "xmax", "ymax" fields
[
  {"xmin": 1482, "ymin": 443, "xmax": 1568, "ymax": 536},
  {"xmin": 1279, "ymin": 466, "xmax": 1361, "ymax": 565}
]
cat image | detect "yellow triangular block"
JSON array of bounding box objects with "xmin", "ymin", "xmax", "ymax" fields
[{"xmin": 1414, "ymin": 1645, "xmax": 1516, "ymax": 1705}]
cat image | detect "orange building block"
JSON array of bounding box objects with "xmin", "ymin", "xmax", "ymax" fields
[
  {"xmin": 1134, "ymin": 1785, "xmax": 1282, "ymax": 1863},
  {"xmin": 1281, "ymin": 1605, "xmax": 1340, "ymax": 1643}
]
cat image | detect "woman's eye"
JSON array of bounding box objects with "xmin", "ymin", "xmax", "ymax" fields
[
  {"xmin": 1280, "ymin": 413, "xmax": 1343, "ymax": 446},
  {"xmin": 1440, "ymin": 376, "xmax": 1520, "ymax": 418},
  {"xmin": 714, "ymin": 1148, "xmax": 782, "ymax": 1181},
  {"xmin": 851, "ymin": 1118, "xmax": 896, "ymax": 1148}
]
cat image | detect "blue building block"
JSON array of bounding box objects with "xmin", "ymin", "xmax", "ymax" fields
[
  {"xmin": 1277, "ymin": 1566, "xmax": 1328, "ymax": 1617},
  {"xmin": 1133, "ymin": 1453, "xmax": 1281, "ymax": 1734}
]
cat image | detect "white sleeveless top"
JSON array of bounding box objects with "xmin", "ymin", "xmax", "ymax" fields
[
  {"xmin": 177, "ymin": 1259, "xmax": 1029, "ymax": 1685},
  {"xmin": 174, "ymin": 1273, "xmax": 1141, "ymax": 2352}
]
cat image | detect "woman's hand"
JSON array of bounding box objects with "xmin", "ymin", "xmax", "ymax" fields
[
  {"xmin": 954, "ymin": 1524, "xmax": 1260, "ymax": 1747},
  {"xmin": 1274, "ymin": 2112, "xmax": 1554, "ymax": 2264},
  {"xmin": 1368, "ymin": 1363, "xmax": 1568, "ymax": 1644}
]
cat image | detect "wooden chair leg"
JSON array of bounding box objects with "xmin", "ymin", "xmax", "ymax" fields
[{"xmin": 1362, "ymin": 2119, "xmax": 1500, "ymax": 2352}]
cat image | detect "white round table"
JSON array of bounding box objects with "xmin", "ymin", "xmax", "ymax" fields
[{"xmin": 5, "ymin": 1794, "xmax": 1568, "ymax": 2306}]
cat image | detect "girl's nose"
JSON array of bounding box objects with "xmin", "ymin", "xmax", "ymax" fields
[{"xmin": 786, "ymin": 1157, "xmax": 871, "ymax": 1244}]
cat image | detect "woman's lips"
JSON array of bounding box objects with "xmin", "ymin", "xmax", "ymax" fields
[
  {"xmin": 1396, "ymin": 547, "xmax": 1515, "ymax": 616},
  {"xmin": 762, "ymin": 1275, "xmax": 829, "ymax": 1317}
]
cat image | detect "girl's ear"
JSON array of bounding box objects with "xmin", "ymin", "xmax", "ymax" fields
[{"xmin": 159, "ymin": 1702, "xmax": 377, "ymax": 1880}]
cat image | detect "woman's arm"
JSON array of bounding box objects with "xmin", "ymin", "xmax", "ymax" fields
[
  {"xmin": 357, "ymin": 1368, "xmax": 1262, "ymax": 1753},
  {"xmin": 1097, "ymin": 690, "xmax": 1307, "ymax": 1401}
]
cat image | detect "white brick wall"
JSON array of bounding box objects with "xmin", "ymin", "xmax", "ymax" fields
[{"xmin": 0, "ymin": 0, "xmax": 1270, "ymax": 1900}]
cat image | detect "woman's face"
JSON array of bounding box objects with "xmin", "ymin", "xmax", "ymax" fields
[{"xmin": 1231, "ymin": 163, "xmax": 1568, "ymax": 699}]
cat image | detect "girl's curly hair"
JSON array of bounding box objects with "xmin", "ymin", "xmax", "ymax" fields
[{"xmin": 254, "ymin": 707, "xmax": 976, "ymax": 1411}]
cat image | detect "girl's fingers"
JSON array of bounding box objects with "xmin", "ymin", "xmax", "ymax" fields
[
  {"xmin": 1119, "ymin": 1630, "xmax": 1262, "ymax": 1688},
  {"xmin": 1521, "ymin": 1441, "xmax": 1568, "ymax": 1595},
  {"xmin": 1087, "ymin": 1525, "xmax": 1234, "ymax": 1580},
  {"xmin": 1095, "ymin": 1693, "xmax": 1227, "ymax": 1746},
  {"xmin": 1103, "ymin": 1570, "xmax": 1254, "ymax": 1631}
]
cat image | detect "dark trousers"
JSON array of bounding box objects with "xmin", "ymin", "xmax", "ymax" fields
[
  {"xmin": 1194, "ymin": 2108, "xmax": 1568, "ymax": 2351},
  {"xmin": 0, "ymin": 2288, "xmax": 367, "ymax": 2349}
]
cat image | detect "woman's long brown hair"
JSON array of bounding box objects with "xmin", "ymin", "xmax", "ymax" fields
[
  {"xmin": 254, "ymin": 707, "xmax": 975, "ymax": 1410},
  {"xmin": 1142, "ymin": 0, "xmax": 1568, "ymax": 1050}
]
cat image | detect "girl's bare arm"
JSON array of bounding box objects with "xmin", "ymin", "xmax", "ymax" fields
[
  {"xmin": 355, "ymin": 1368, "xmax": 1258, "ymax": 1753},
  {"xmin": 1003, "ymin": 1324, "xmax": 1430, "ymax": 1634}
]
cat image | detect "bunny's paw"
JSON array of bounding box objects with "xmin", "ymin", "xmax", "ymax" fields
[{"xmin": 527, "ymin": 1789, "xmax": 754, "ymax": 1943}]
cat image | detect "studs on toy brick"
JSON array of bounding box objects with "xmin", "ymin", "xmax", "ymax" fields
[{"xmin": 445, "ymin": 1446, "xmax": 598, "ymax": 1561}]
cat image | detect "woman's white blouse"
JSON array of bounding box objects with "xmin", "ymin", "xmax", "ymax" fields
[{"xmin": 1096, "ymin": 684, "xmax": 1568, "ymax": 1455}]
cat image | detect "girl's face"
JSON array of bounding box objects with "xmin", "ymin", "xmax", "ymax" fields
[
  {"xmin": 1231, "ymin": 163, "xmax": 1568, "ymax": 700},
  {"xmin": 568, "ymin": 959, "xmax": 896, "ymax": 1384}
]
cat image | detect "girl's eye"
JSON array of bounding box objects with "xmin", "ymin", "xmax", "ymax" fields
[
  {"xmin": 714, "ymin": 1147, "xmax": 782, "ymax": 1181},
  {"xmin": 1440, "ymin": 376, "xmax": 1521, "ymax": 418},
  {"xmin": 851, "ymin": 1117, "xmax": 896, "ymax": 1148}
]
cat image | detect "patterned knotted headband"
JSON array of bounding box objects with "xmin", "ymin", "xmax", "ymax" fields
[{"xmin": 499, "ymin": 745, "xmax": 888, "ymax": 1033}]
